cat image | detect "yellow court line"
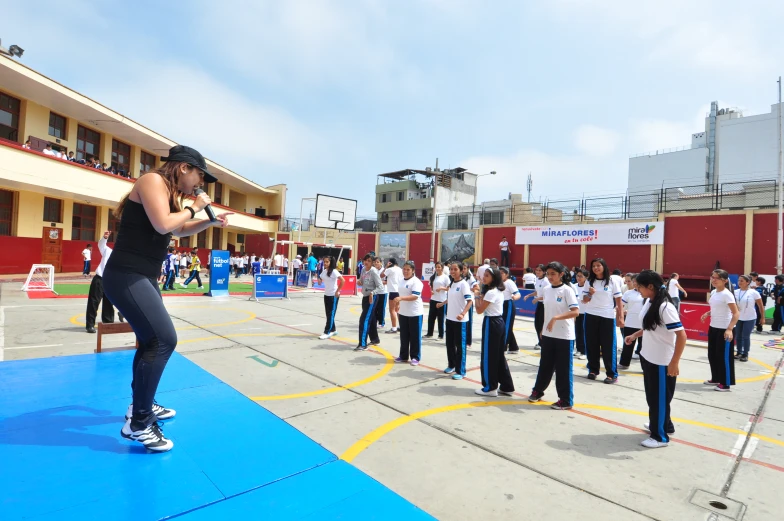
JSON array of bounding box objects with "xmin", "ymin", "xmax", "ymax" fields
[
  {"xmin": 340, "ymin": 400, "xmax": 784, "ymax": 463},
  {"xmin": 251, "ymin": 337, "xmax": 395, "ymax": 401},
  {"xmin": 69, "ymin": 306, "xmax": 256, "ymax": 329}
]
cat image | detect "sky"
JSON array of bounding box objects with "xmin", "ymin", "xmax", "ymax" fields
[{"xmin": 4, "ymin": 0, "xmax": 783, "ymax": 218}]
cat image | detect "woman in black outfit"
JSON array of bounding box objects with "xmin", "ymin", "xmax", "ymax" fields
[{"xmin": 104, "ymin": 145, "xmax": 230, "ymax": 452}]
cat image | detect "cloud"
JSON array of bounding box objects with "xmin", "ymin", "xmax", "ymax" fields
[{"xmin": 574, "ymin": 125, "xmax": 620, "ymax": 157}]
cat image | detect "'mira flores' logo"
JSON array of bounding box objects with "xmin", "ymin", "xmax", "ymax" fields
[{"xmin": 628, "ymin": 224, "xmax": 656, "ymax": 240}]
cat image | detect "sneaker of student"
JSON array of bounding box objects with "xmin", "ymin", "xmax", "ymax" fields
[
  {"xmin": 550, "ymin": 400, "xmax": 572, "ymax": 410},
  {"xmin": 498, "ymin": 389, "xmax": 514, "ymax": 396},
  {"xmin": 507, "ymin": 349, "xmax": 520, "ymax": 355},
  {"xmin": 120, "ymin": 420, "xmax": 174, "ymax": 452},
  {"xmin": 197, "ymin": 286, "xmax": 204, "ymax": 289},
  {"xmin": 475, "ymin": 388, "xmax": 498, "ymax": 397},
  {"xmin": 533, "ymin": 343, "xmax": 541, "ymax": 350},
  {"xmin": 703, "ymin": 380, "xmax": 719, "ymax": 385},
  {"xmin": 410, "ymin": 359, "xmax": 420, "ymax": 366},
  {"xmin": 423, "ymin": 334, "xmax": 434, "ymax": 338},
  {"xmin": 354, "ymin": 345, "xmax": 368, "ymax": 351},
  {"xmin": 179, "ymin": 283, "xmax": 188, "ymax": 288},
  {"xmin": 604, "ymin": 377, "xmax": 618, "ymax": 384},
  {"xmin": 327, "ymin": 332, "xmax": 337, "ymax": 338},
  {"xmin": 385, "ymin": 328, "xmax": 398, "ymax": 334},
  {"xmin": 739, "ymin": 355, "xmax": 748, "ymax": 362},
  {"xmin": 715, "ymin": 384, "xmax": 731, "ymax": 392},
  {"xmin": 734, "ymin": 352, "xmax": 741, "ymax": 359},
  {"xmin": 631, "ymin": 352, "xmax": 640, "ymax": 360},
  {"xmin": 587, "ymin": 373, "xmax": 597, "ymax": 380},
  {"xmin": 572, "ymin": 351, "xmax": 578, "ymax": 358},
  {"xmin": 444, "ymin": 367, "xmax": 455, "ymax": 374},
  {"xmin": 437, "ymin": 336, "xmax": 444, "ymax": 340},
  {"xmin": 640, "ymin": 437, "xmax": 668, "ymax": 448},
  {"xmin": 370, "ymin": 340, "xmax": 381, "ymax": 345},
  {"xmin": 578, "ymin": 353, "xmax": 586, "ymax": 360},
  {"xmin": 528, "ymin": 390, "xmax": 544, "ymax": 402},
  {"xmin": 394, "ymin": 357, "xmax": 408, "ymax": 363},
  {"xmin": 619, "ymin": 364, "xmax": 630, "ymax": 370},
  {"xmin": 451, "ymin": 374, "xmax": 464, "ymax": 380},
  {"xmin": 125, "ymin": 402, "xmax": 176, "ymax": 421},
  {"xmin": 319, "ymin": 333, "xmax": 330, "ymax": 340}
]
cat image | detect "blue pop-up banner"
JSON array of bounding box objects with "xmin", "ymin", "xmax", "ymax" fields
[
  {"xmin": 253, "ymin": 273, "xmax": 288, "ymax": 300},
  {"xmin": 209, "ymin": 250, "xmax": 231, "ymax": 297},
  {"xmin": 513, "ymin": 289, "xmax": 537, "ymax": 318},
  {"xmin": 295, "ymin": 269, "xmax": 311, "ymax": 288}
]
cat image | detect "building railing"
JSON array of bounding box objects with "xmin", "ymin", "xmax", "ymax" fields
[{"xmin": 432, "ymin": 178, "xmax": 779, "ymax": 229}]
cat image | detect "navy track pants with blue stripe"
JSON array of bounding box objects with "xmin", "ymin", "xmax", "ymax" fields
[
  {"xmin": 323, "ymin": 295, "xmax": 339, "ymax": 334},
  {"xmin": 480, "ymin": 316, "xmax": 514, "ymax": 393},
  {"xmin": 641, "ymin": 355, "xmax": 676, "ymax": 442},
  {"xmin": 358, "ymin": 296, "xmax": 380, "ymax": 347},
  {"xmin": 585, "ymin": 313, "xmax": 618, "ymax": 378},
  {"xmin": 533, "ymin": 336, "xmax": 574, "ymax": 406},
  {"xmin": 708, "ymin": 326, "xmax": 735, "ymax": 386},
  {"xmin": 398, "ymin": 314, "xmax": 423, "ymax": 361}
]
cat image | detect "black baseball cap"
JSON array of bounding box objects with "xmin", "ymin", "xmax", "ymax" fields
[{"xmin": 161, "ymin": 145, "xmax": 217, "ymax": 183}]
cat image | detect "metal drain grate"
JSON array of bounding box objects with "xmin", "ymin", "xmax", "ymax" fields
[{"xmin": 690, "ymin": 490, "xmax": 746, "ymax": 520}]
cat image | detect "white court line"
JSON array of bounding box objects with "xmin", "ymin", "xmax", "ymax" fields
[
  {"xmin": 730, "ymin": 421, "xmax": 760, "ymax": 459},
  {"xmin": 286, "ymin": 324, "xmax": 312, "ymax": 327},
  {"xmin": 5, "ymin": 344, "xmax": 62, "ymax": 350}
]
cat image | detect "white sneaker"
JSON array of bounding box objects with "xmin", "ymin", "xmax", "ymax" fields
[
  {"xmin": 640, "ymin": 437, "xmax": 668, "ymax": 448},
  {"xmin": 578, "ymin": 354, "xmax": 586, "ymax": 360},
  {"xmin": 632, "ymin": 353, "xmax": 640, "ymax": 360},
  {"xmin": 475, "ymin": 388, "xmax": 499, "ymax": 397},
  {"xmin": 120, "ymin": 419, "xmax": 174, "ymax": 452},
  {"xmin": 318, "ymin": 333, "xmax": 329, "ymax": 340},
  {"xmin": 125, "ymin": 402, "xmax": 176, "ymax": 421},
  {"xmin": 327, "ymin": 331, "xmax": 336, "ymax": 338},
  {"xmin": 533, "ymin": 343, "xmax": 541, "ymax": 350},
  {"xmin": 179, "ymin": 283, "xmax": 187, "ymax": 288}
]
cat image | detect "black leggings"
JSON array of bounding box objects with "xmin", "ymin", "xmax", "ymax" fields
[
  {"xmin": 503, "ymin": 300, "xmax": 518, "ymax": 351},
  {"xmin": 534, "ymin": 302, "xmax": 544, "ymax": 342},
  {"xmin": 399, "ymin": 314, "xmax": 423, "ymax": 361},
  {"xmin": 620, "ymin": 326, "xmax": 642, "ymax": 366},
  {"xmin": 427, "ymin": 301, "xmax": 445, "ymax": 337},
  {"xmin": 102, "ymin": 269, "xmax": 177, "ymax": 430},
  {"xmin": 585, "ymin": 313, "xmax": 617, "ymax": 378}
]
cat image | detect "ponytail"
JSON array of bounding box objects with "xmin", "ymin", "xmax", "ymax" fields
[{"xmin": 637, "ymin": 270, "xmax": 673, "ymax": 331}]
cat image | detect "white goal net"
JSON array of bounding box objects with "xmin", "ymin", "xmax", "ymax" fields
[{"xmin": 21, "ymin": 264, "xmax": 57, "ymax": 294}]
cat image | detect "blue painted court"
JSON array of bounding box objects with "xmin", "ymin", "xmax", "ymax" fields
[{"xmin": 0, "ymin": 351, "xmax": 434, "ymax": 520}]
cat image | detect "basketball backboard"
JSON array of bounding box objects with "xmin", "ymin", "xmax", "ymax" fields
[{"xmin": 314, "ymin": 194, "xmax": 357, "ymax": 230}]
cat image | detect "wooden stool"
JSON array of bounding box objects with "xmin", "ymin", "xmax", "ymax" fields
[{"xmin": 95, "ymin": 322, "xmax": 139, "ymax": 353}]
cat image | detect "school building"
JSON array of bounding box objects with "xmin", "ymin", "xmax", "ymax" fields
[{"xmin": 0, "ymin": 55, "xmax": 285, "ymax": 275}]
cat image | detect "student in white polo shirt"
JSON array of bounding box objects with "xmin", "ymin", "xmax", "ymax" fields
[
  {"xmin": 318, "ymin": 256, "xmax": 344, "ymax": 340},
  {"xmin": 373, "ymin": 258, "xmax": 389, "ymax": 329},
  {"xmin": 474, "ymin": 267, "xmax": 514, "ymax": 397},
  {"xmin": 733, "ymin": 275, "xmax": 763, "ymax": 362},
  {"xmin": 384, "ymin": 258, "xmax": 404, "ymax": 334},
  {"xmin": 624, "ymin": 270, "xmax": 686, "ymax": 448},
  {"xmin": 392, "ymin": 261, "xmax": 424, "ymax": 365},
  {"xmin": 528, "ymin": 262, "xmax": 579, "ymax": 410},
  {"xmin": 582, "ymin": 258, "xmax": 624, "ymax": 384},
  {"xmin": 700, "ymin": 269, "xmax": 740, "ymax": 391},
  {"xmin": 620, "ymin": 274, "xmax": 645, "ymax": 369},
  {"xmin": 522, "ymin": 264, "xmax": 550, "ymax": 349},
  {"xmin": 425, "ymin": 261, "xmax": 449, "ymax": 340},
  {"xmin": 437, "ymin": 261, "xmax": 473, "ymax": 379},
  {"xmin": 500, "ymin": 267, "xmax": 521, "ymax": 353}
]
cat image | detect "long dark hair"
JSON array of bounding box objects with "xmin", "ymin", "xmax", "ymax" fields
[
  {"xmin": 115, "ymin": 161, "xmax": 192, "ymax": 218},
  {"xmin": 545, "ymin": 261, "xmax": 572, "ymax": 287},
  {"xmin": 430, "ymin": 261, "xmax": 444, "ymax": 286},
  {"xmin": 449, "ymin": 261, "xmax": 465, "ymax": 286},
  {"xmin": 535, "ymin": 264, "xmax": 546, "ymax": 279},
  {"xmin": 482, "ymin": 266, "xmax": 505, "ymax": 294},
  {"xmin": 588, "ymin": 258, "xmax": 609, "ymax": 287},
  {"xmin": 637, "ymin": 270, "xmax": 673, "ymax": 331},
  {"xmin": 712, "ymin": 269, "xmax": 734, "ymax": 298},
  {"xmin": 326, "ymin": 255, "xmax": 336, "ymax": 277}
]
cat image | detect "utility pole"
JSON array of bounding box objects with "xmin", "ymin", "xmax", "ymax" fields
[
  {"xmin": 777, "ymin": 77, "xmax": 783, "ymax": 274},
  {"xmin": 526, "ymin": 172, "xmax": 533, "ymax": 203},
  {"xmin": 430, "ymin": 159, "xmax": 439, "ymax": 262}
]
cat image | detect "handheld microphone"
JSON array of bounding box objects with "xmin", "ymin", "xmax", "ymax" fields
[{"xmin": 193, "ymin": 188, "xmax": 217, "ymax": 222}]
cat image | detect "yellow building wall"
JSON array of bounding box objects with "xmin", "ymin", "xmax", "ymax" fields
[{"xmin": 12, "ymin": 190, "xmax": 95, "ymax": 240}]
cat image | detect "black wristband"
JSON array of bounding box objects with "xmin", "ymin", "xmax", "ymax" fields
[{"xmin": 185, "ymin": 206, "xmax": 195, "ymax": 219}]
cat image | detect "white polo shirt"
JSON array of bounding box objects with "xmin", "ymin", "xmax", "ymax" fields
[
  {"xmin": 667, "ymin": 278, "xmax": 680, "ymax": 298},
  {"xmin": 542, "ymin": 283, "xmax": 579, "ymax": 340},
  {"xmin": 446, "ymin": 279, "xmax": 473, "ymax": 322},
  {"xmin": 622, "ymin": 290, "xmax": 645, "ymax": 329},
  {"xmin": 82, "ymin": 248, "xmax": 92, "ymax": 261},
  {"xmin": 398, "ymin": 276, "xmax": 424, "ymax": 316},
  {"xmin": 430, "ymin": 273, "xmax": 450, "ymax": 303},
  {"xmin": 481, "ymin": 288, "xmax": 504, "ymax": 317},
  {"xmin": 502, "ymin": 279, "xmax": 520, "ymax": 301},
  {"xmin": 710, "ymin": 289, "xmax": 736, "ymax": 329},
  {"xmin": 522, "ymin": 273, "xmax": 536, "ymax": 286},
  {"xmin": 639, "ymin": 300, "xmax": 684, "ymax": 366},
  {"xmin": 534, "ymin": 276, "xmax": 551, "ymax": 300},
  {"xmin": 476, "ymin": 264, "xmax": 490, "ymax": 281},
  {"xmin": 581, "ymin": 278, "xmax": 622, "ymax": 319},
  {"xmin": 385, "ymin": 266, "xmax": 404, "ymax": 293},
  {"xmin": 500, "ymin": 240, "xmax": 509, "ymax": 252},
  {"xmin": 319, "ymin": 269, "xmax": 343, "ymax": 297},
  {"xmin": 733, "ymin": 288, "xmax": 760, "ymax": 322}
]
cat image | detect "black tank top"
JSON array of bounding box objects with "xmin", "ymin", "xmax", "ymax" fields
[{"xmin": 105, "ymin": 199, "xmax": 172, "ymax": 279}]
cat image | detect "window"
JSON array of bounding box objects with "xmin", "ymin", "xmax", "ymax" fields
[
  {"xmin": 108, "ymin": 209, "xmax": 120, "ymax": 242},
  {"xmin": 180, "ymin": 235, "xmax": 191, "ymax": 248},
  {"xmin": 48, "ymin": 112, "xmax": 67, "ymax": 139},
  {"xmin": 379, "ymin": 193, "xmax": 390, "ymax": 203},
  {"xmin": 76, "ymin": 125, "xmax": 101, "ymax": 162},
  {"xmin": 380, "ymin": 212, "xmax": 389, "ymax": 223},
  {"xmin": 0, "ymin": 92, "xmax": 21, "ymax": 142},
  {"xmin": 447, "ymin": 214, "xmax": 469, "ymax": 230},
  {"xmin": 0, "ymin": 189, "xmax": 13, "ymax": 236},
  {"xmin": 214, "ymin": 182, "xmax": 223, "ymax": 204},
  {"xmin": 401, "ymin": 210, "xmax": 415, "ymax": 222},
  {"xmin": 397, "ymin": 191, "xmax": 404, "ymax": 201},
  {"xmin": 481, "ymin": 211, "xmax": 504, "ymax": 225},
  {"xmin": 111, "ymin": 139, "xmax": 131, "ymax": 174},
  {"xmin": 417, "ymin": 209, "xmax": 429, "ymax": 223},
  {"xmin": 212, "ymin": 227, "xmax": 222, "ymax": 250},
  {"xmin": 43, "ymin": 197, "xmax": 63, "ymax": 223},
  {"xmin": 140, "ymin": 151, "xmax": 155, "ymax": 174},
  {"xmin": 197, "ymin": 229, "xmax": 207, "ymax": 249},
  {"xmin": 71, "ymin": 203, "xmax": 96, "ymax": 241}
]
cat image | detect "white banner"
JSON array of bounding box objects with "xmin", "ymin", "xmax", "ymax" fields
[
  {"xmin": 422, "ymin": 262, "xmax": 435, "ymax": 279},
  {"xmin": 515, "ymin": 222, "xmax": 664, "ymax": 245}
]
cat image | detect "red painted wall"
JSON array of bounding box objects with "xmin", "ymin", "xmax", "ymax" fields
[
  {"xmin": 63, "ymin": 239, "xmax": 103, "ymax": 273},
  {"xmin": 663, "ymin": 214, "xmax": 746, "ymax": 275},
  {"xmin": 482, "ymin": 226, "xmax": 522, "ymax": 267},
  {"xmin": 358, "ymin": 233, "xmax": 376, "ymax": 257},
  {"xmin": 245, "ymin": 234, "xmax": 273, "ymax": 258},
  {"xmin": 528, "ymin": 245, "xmax": 581, "ymax": 269},
  {"xmin": 277, "ymin": 233, "xmax": 290, "ymax": 257},
  {"xmin": 585, "ymin": 245, "xmax": 652, "ymax": 273},
  {"xmin": 409, "ymin": 232, "xmax": 437, "ymax": 272},
  {"xmin": 752, "ymin": 213, "xmax": 779, "ymax": 273},
  {"xmin": 0, "ymin": 237, "xmax": 43, "ymax": 274}
]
